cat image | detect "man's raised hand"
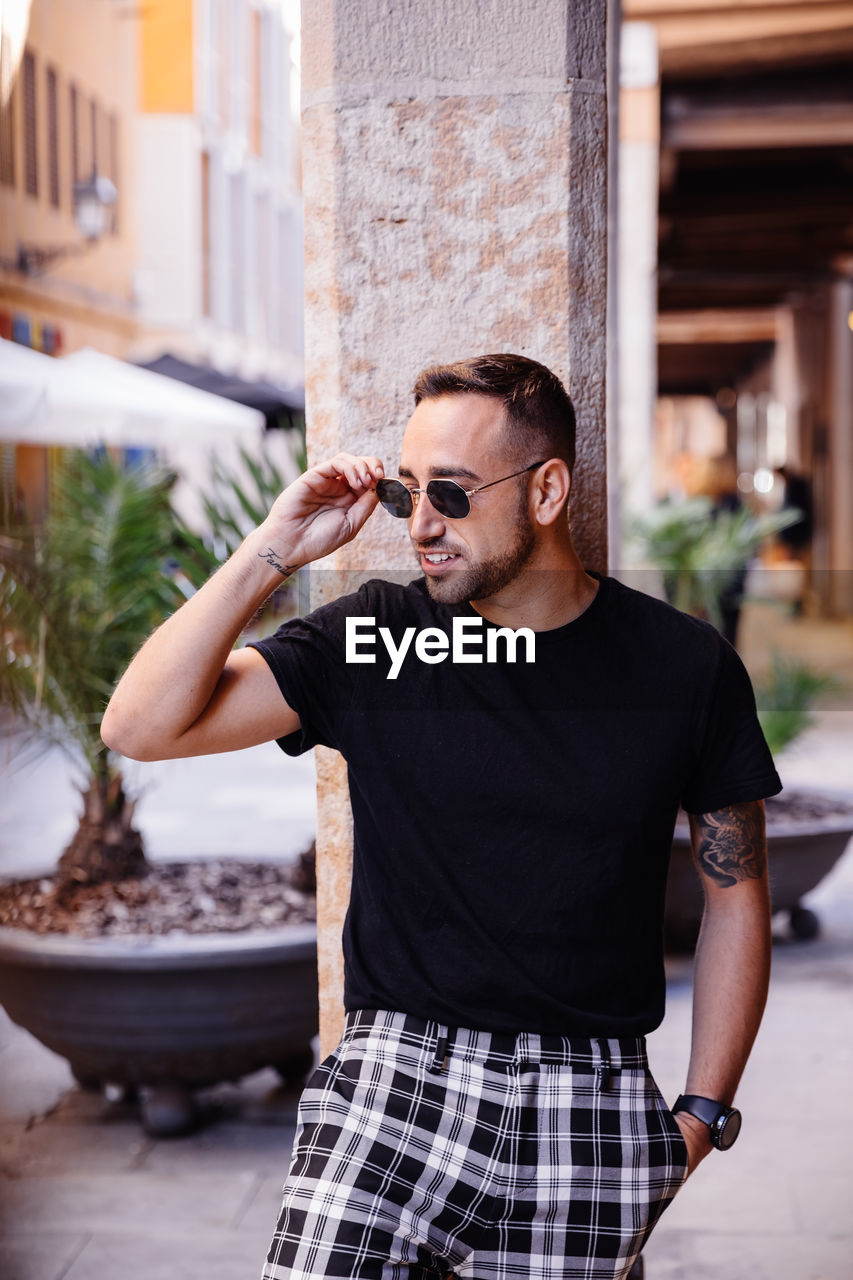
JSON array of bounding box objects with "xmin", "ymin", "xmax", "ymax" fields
[{"xmin": 258, "ymin": 452, "xmax": 385, "ymax": 573}]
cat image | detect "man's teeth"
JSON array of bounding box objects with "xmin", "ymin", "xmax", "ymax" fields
[{"xmin": 425, "ymin": 553, "xmax": 455, "ymax": 563}]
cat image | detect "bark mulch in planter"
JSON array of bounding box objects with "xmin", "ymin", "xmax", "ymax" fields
[
  {"xmin": 3, "ymin": 793, "xmax": 851, "ymax": 941},
  {"xmin": 0, "ymin": 847, "xmax": 316, "ymax": 939}
]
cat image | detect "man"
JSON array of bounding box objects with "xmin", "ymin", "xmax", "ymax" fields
[{"xmin": 102, "ymin": 353, "xmax": 781, "ymax": 1280}]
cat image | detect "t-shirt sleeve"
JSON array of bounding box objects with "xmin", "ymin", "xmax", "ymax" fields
[
  {"xmin": 680, "ymin": 636, "xmax": 782, "ymax": 814},
  {"xmin": 246, "ymin": 590, "xmax": 360, "ymax": 757}
]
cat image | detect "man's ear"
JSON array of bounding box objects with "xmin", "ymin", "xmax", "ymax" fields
[{"xmin": 531, "ymin": 459, "xmax": 571, "ymax": 526}]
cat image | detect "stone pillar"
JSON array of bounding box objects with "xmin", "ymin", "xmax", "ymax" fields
[
  {"xmin": 615, "ymin": 21, "xmax": 659, "ymax": 564},
  {"xmin": 302, "ymin": 0, "xmax": 611, "ymax": 1053}
]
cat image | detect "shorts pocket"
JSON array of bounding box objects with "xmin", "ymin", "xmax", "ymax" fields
[
  {"xmin": 660, "ymin": 1103, "xmax": 691, "ymax": 1186},
  {"xmin": 646, "ymin": 1072, "xmax": 690, "ymax": 1190}
]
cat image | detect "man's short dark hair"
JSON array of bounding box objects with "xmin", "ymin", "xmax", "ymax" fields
[{"xmin": 412, "ymin": 353, "xmax": 576, "ymax": 476}]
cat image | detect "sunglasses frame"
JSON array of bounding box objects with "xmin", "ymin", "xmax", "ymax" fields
[{"xmin": 377, "ymin": 461, "xmax": 548, "ymax": 520}]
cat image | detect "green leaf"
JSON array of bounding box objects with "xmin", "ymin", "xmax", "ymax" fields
[
  {"xmin": 0, "ymin": 449, "xmax": 217, "ymax": 780},
  {"xmin": 755, "ymin": 651, "xmax": 842, "ymax": 755},
  {"xmin": 626, "ymin": 498, "xmax": 803, "ymax": 622}
]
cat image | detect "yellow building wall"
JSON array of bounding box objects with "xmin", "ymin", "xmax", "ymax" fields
[
  {"xmin": 0, "ymin": 0, "xmax": 138, "ymax": 353},
  {"xmin": 139, "ymin": 0, "xmax": 194, "ymax": 115}
]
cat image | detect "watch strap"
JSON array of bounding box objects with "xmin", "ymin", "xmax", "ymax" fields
[
  {"xmin": 673, "ymin": 1093, "xmax": 741, "ymax": 1150},
  {"xmin": 672, "ymin": 1093, "xmax": 726, "ymax": 1128}
]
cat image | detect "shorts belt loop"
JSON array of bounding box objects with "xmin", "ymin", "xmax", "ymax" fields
[
  {"xmin": 594, "ymin": 1037, "xmax": 611, "ymax": 1092},
  {"xmin": 429, "ymin": 1024, "xmax": 450, "ymax": 1074}
]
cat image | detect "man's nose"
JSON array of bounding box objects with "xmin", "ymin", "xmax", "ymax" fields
[{"xmin": 409, "ymin": 490, "xmax": 446, "ymax": 541}]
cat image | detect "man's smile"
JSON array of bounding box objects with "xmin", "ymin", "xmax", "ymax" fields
[{"xmin": 416, "ymin": 546, "xmax": 464, "ymax": 573}]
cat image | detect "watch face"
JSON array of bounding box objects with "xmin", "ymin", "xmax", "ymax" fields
[{"xmin": 716, "ymin": 1108, "xmax": 742, "ymax": 1150}]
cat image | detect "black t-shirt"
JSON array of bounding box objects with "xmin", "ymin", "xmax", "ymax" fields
[{"xmin": 249, "ymin": 572, "xmax": 781, "ymax": 1037}]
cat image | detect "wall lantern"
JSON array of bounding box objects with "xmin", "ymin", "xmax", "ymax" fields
[{"xmin": 14, "ymin": 170, "xmax": 118, "ymax": 275}]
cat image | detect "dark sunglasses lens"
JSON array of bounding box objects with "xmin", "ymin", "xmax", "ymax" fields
[
  {"xmin": 376, "ymin": 479, "xmax": 413, "ymax": 518},
  {"xmin": 427, "ymin": 480, "xmax": 470, "ymax": 519}
]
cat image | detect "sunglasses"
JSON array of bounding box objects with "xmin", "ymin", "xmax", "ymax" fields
[{"xmin": 376, "ymin": 461, "xmax": 546, "ymax": 520}]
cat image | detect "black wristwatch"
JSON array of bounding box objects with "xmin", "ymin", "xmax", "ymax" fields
[{"xmin": 672, "ymin": 1094, "xmax": 742, "ymax": 1151}]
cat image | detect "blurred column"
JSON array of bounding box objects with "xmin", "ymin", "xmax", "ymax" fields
[
  {"xmin": 302, "ymin": 0, "xmax": 611, "ymax": 1052},
  {"xmin": 828, "ymin": 279, "xmax": 853, "ymax": 615},
  {"xmin": 615, "ymin": 21, "xmax": 659, "ymax": 567},
  {"xmin": 772, "ymin": 307, "xmax": 801, "ymax": 470}
]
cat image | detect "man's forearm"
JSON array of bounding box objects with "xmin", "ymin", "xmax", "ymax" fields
[
  {"xmin": 101, "ymin": 526, "xmax": 298, "ymax": 758},
  {"xmin": 101, "ymin": 451, "xmax": 385, "ymax": 760},
  {"xmin": 686, "ymin": 873, "xmax": 772, "ymax": 1103},
  {"xmin": 674, "ymin": 801, "xmax": 772, "ymax": 1168}
]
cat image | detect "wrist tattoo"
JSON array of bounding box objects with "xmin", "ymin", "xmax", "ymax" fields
[
  {"xmin": 259, "ymin": 547, "xmax": 298, "ymax": 579},
  {"xmin": 693, "ymin": 801, "xmax": 767, "ymax": 887}
]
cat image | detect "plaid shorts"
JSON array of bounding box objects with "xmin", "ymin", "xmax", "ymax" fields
[{"xmin": 263, "ymin": 1009, "xmax": 689, "ymax": 1280}]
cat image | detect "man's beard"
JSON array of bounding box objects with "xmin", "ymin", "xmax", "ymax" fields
[{"xmin": 419, "ymin": 510, "xmax": 536, "ymax": 606}]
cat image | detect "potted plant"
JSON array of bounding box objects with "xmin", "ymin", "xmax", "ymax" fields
[
  {"xmin": 629, "ymin": 497, "xmax": 853, "ymax": 950},
  {"xmin": 666, "ymin": 654, "xmax": 851, "ymax": 948},
  {"xmin": 626, "ymin": 494, "xmax": 795, "ymax": 631},
  {"xmin": 0, "ymin": 450, "xmax": 318, "ymax": 1134}
]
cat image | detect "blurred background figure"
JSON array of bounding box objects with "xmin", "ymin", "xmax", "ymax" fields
[
  {"xmin": 773, "ymin": 465, "xmax": 814, "ymax": 614},
  {"xmin": 690, "ymin": 453, "xmax": 747, "ymax": 647}
]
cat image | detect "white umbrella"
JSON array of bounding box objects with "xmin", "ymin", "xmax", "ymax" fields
[
  {"xmin": 0, "ymin": 340, "xmax": 267, "ymax": 530},
  {"xmin": 0, "ymin": 340, "xmax": 264, "ymax": 446},
  {"xmin": 0, "ymin": 339, "xmax": 57, "ymax": 438}
]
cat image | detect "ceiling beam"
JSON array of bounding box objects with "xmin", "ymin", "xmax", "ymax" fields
[
  {"xmin": 623, "ymin": 1, "xmax": 853, "ymax": 76},
  {"xmin": 657, "ymin": 308, "xmax": 780, "ymax": 343},
  {"xmin": 663, "ymin": 103, "xmax": 853, "ymax": 149},
  {"xmin": 661, "ymin": 71, "xmax": 853, "ymax": 149}
]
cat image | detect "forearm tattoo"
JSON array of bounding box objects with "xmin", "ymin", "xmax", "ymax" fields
[
  {"xmin": 258, "ymin": 547, "xmax": 298, "ymax": 578},
  {"xmin": 693, "ymin": 801, "xmax": 767, "ymax": 888}
]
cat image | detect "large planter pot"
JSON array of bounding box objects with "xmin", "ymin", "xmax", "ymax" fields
[
  {"xmin": 665, "ymin": 792, "xmax": 853, "ymax": 951},
  {"xmin": 0, "ymin": 923, "xmax": 318, "ymax": 1133}
]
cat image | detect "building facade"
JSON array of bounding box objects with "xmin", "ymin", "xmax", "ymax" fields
[
  {"xmin": 0, "ymin": 0, "xmax": 137, "ymax": 357},
  {"xmin": 131, "ymin": 0, "xmax": 303, "ymax": 392},
  {"xmin": 0, "ymin": 0, "xmax": 303, "ymax": 522}
]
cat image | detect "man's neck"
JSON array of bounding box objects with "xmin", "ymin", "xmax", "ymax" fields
[{"xmin": 470, "ymin": 546, "xmax": 601, "ymax": 633}]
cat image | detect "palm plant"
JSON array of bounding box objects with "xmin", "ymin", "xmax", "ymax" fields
[
  {"xmin": 0, "ymin": 450, "xmax": 216, "ymax": 889},
  {"xmin": 627, "ymin": 496, "xmax": 799, "ymax": 629},
  {"xmin": 201, "ymin": 442, "xmax": 290, "ymax": 558},
  {"xmin": 754, "ymin": 652, "xmax": 841, "ymax": 757},
  {"xmin": 628, "ymin": 498, "xmax": 843, "ymax": 760},
  {"xmin": 199, "ymin": 440, "xmax": 304, "ymax": 629}
]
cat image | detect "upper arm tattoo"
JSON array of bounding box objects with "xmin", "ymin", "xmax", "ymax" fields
[{"xmin": 690, "ymin": 800, "xmax": 767, "ymax": 888}]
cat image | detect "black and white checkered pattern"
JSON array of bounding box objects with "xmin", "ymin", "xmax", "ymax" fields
[{"xmin": 263, "ymin": 1009, "xmax": 689, "ymax": 1280}]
